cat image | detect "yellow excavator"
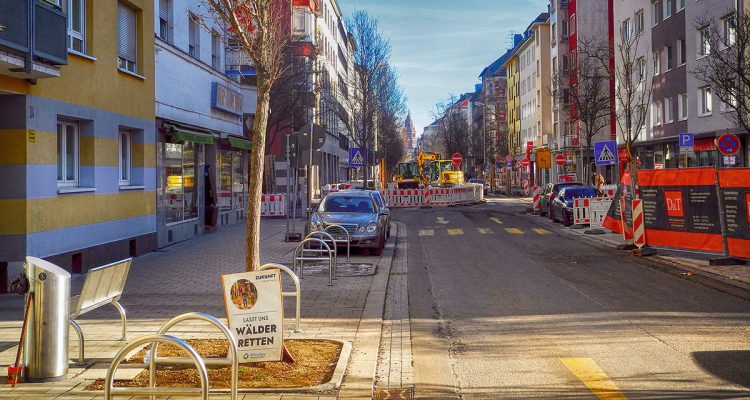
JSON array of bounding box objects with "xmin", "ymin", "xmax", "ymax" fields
[
  {"xmin": 417, "ymin": 151, "xmax": 464, "ymax": 187},
  {"xmin": 391, "ymin": 162, "xmax": 421, "ymax": 189}
]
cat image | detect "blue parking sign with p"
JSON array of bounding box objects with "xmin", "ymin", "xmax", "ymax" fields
[{"xmin": 679, "ymin": 132, "xmax": 694, "ymax": 147}]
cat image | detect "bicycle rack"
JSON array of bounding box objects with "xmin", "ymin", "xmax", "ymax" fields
[
  {"xmin": 324, "ymin": 224, "xmax": 351, "ymax": 262},
  {"xmin": 293, "ymin": 238, "xmax": 334, "ymax": 286},
  {"xmin": 104, "ymin": 334, "xmax": 208, "ymax": 399},
  {"xmin": 259, "ymin": 263, "xmax": 303, "ymax": 333},
  {"xmin": 305, "ymin": 230, "xmax": 339, "ymax": 279},
  {"xmin": 152, "ymin": 312, "xmax": 239, "ymax": 400}
]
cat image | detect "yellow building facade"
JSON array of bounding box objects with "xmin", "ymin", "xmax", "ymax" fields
[{"xmin": 0, "ymin": 0, "xmax": 156, "ymax": 286}]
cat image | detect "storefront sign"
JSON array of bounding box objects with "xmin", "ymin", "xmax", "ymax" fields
[
  {"xmin": 723, "ymin": 155, "xmax": 736, "ymax": 166},
  {"xmin": 222, "ymin": 270, "xmax": 284, "ymax": 362},
  {"xmin": 211, "ymin": 82, "xmax": 243, "ymax": 116},
  {"xmin": 718, "ymin": 168, "xmax": 750, "ymax": 259}
]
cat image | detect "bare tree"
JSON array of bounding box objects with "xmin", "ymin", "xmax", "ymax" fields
[
  {"xmin": 200, "ymin": 0, "xmax": 289, "ymax": 271},
  {"xmin": 551, "ymin": 37, "xmax": 612, "ymax": 184},
  {"xmin": 612, "ymin": 28, "xmax": 652, "ymax": 192},
  {"xmin": 692, "ymin": 11, "xmax": 750, "ymax": 135},
  {"xmin": 432, "ymin": 95, "xmax": 470, "ymax": 158}
]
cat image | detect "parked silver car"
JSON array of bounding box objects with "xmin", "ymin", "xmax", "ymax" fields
[{"xmin": 307, "ymin": 190, "xmax": 390, "ymax": 255}]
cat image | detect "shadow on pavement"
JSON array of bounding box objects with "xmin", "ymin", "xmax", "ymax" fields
[{"xmin": 692, "ymin": 350, "xmax": 750, "ymax": 388}]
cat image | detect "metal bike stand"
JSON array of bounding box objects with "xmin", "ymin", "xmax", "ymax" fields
[
  {"xmin": 293, "ymin": 238, "xmax": 334, "ymax": 286},
  {"xmin": 153, "ymin": 312, "xmax": 239, "ymax": 400},
  {"xmin": 324, "ymin": 224, "xmax": 351, "ymax": 262},
  {"xmin": 259, "ymin": 264, "xmax": 303, "ymax": 333},
  {"xmin": 305, "ymin": 230, "xmax": 339, "ymax": 279},
  {"xmin": 104, "ymin": 334, "xmax": 208, "ymax": 400}
]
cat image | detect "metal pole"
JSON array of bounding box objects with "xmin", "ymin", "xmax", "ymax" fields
[{"xmin": 285, "ymin": 134, "xmax": 290, "ymax": 240}]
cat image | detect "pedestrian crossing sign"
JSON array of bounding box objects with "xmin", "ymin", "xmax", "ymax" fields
[
  {"xmin": 349, "ymin": 148, "xmax": 365, "ymax": 167},
  {"xmin": 594, "ymin": 140, "xmax": 619, "ymax": 166}
]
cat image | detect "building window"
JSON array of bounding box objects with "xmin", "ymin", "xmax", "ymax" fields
[
  {"xmin": 664, "ymin": 97, "xmax": 673, "ymax": 123},
  {"xmin": 159, "ymin": 0, "xmax": 171, "ymax": 42},
  {"xmin": 666, "ymin": 45, "xmax": 673, "ymax": 70},
  {"xmin": 678, "ymin": 0, "xmax": 685, "ymax": 10},
  {"xmin": 698, "ymin": 86, "xmax": 712, "ymax": 116},
  {"xmin": 678, "ymin": 93, "xmax": 688, "ymax": 120},
  {"xmin": 652, "ymin": 101, "xmax": 662, "ymax": 126},
  {"xmin": 663, "ymin": 0, "xmax": 672, "ymax": 19},
  {"xmin": 219, "ymin": 148, "xmax": 246, "ymax": 212},
  {"xmin": 637, "ymin": 57, "xmax": 646, "ymax": 81},
  {"xmin": 677, "ymin": 37, "xmax": 686, "ymax": 65},
  {"xmin": 119, "ymin": 130, "xmax": 131, "ymax": 185},
  {"xmin": 211, "ymin": 31, "xmax": 221, "ymax": 70},
  {"xmin": 57, "ymin": 121, "xmax": 79, "ymax": 186},
  {"xmin": 721, "ymin": 88, "xmax": 738, "ymax": 112},
  {"xmin": 653, "ymin": 50, "xmax": 661, "ymax": 75},
  {"xmin": 188, "ymin": 13, "xmax": 200, "ymax": 58},
  {"xmin": 635, "ymin": 10, "xmax": 644, "ymax": 35},
  {"xmin": 652, "ymin": 1, "xmax": 661, "ymax": 26},
  {"xmin": 699, "ymin": 26, "xmax": 711, "ymax": 56},
  {"xmin": 165, "ymin": 141, "xmax": 198, "ymax": 223},
  {"xmin": 723, "ymin": 14, "xmax": 736, "ymax": 46},
  {"xmin": 622, "ymin": 18, "xmax": 632, "ymax": 41},
  {"xmin": 117, "ymin": 2, "xmax": 138, "ymax": 73},
  {"xmin": 561, "ymin": 20, "xmax": 568, "ymax": 38},
  {"xmin": 65, "ymin": 0, "xmax": 85, "ymax": 53},
  {"xmin": 570, "ymin": 14, "xmax": 576, "ymax": 35}
]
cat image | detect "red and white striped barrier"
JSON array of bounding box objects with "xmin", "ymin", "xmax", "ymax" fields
[
  {"xmin": 379, "ymin": 185, "xmax": 484, "ymax": 208},
  {"xmin": 599, "ymin": 184, "xmax": 617, "ymax": 199},
  {"xmin": 632, "ymin": 199, "xmax": 646, "ymax": 248},
  {"xmin": 261, "ymin": 193, "xmax": 286, "ymax": 217},
  {"xmin": 573, "ymin": 198, "xmax": 591, "ymax": 225},
  {"xmin": 588, "ymin": 197, "xmax": 612, "ymax": 230},
  {"xmin": 381, "ymin": 189, "xmax": 425, "ymax": 207},
  {"xmin": 532, "ymin": 186, "xmax": 540, "ymax": 212}
]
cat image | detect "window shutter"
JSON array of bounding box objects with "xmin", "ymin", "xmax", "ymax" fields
[
  {"xmin": 159, "ymin": 0, "xmax": 169, "ymax": 20},
  {"xmin": 117, "ymin": 2, "xmax": 137, "ymax": 63}
]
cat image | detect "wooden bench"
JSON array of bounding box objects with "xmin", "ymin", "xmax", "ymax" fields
[{"xmin": 69, "ymin": 258, "xmax": 132, "ymax": 364}]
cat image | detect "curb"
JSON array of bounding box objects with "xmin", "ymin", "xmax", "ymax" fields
[{"xmin": 520, "ymin": 212, "xmax": 750, "ymax": 300}]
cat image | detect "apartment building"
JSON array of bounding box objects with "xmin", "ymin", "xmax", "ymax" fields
[
  {"xmin": 154, "ymin": 0, "xmax": 251, "ymax": 248},
  {"xmin": 479, "ymin": 50, "xmax": 510, "ymax": 187},
  {"xmin": 503, "ymin": 35, "xmax": 523, "ymax": 188},
  {"xmin": 549, "ymin": 0, "xmax": 572, "ymax": 182},
  {"xmin": 614, "ymin": 0, "xmax": 749, "ymax": 170},
  {"xmin": 0, "ymin": 0, "xmax": 156, "ymax": 289}
]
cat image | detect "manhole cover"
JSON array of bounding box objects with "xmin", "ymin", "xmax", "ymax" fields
[
  {"xmin": 298, "ymin": 263, "xmax": 376, "ymax": 277},
  {"xmin": 375, "ymin": 387, "xmax": 415, "ymax": 399}
]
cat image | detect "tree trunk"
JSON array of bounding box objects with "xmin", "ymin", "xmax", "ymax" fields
[{"xmin": 246, "ymin": 85, "xmax": 271, "ymax": 272}]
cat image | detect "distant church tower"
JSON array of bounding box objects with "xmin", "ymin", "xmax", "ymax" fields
[{"xmin": 402, "ymin": 113, "xmax": 416, "ymax": 151}]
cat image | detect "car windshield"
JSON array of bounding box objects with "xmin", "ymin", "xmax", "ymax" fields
[
  {"xmin": 562, "ymin": 187, "xmax": 599, "ymax": 200},
  {"xmin": 554, "ymin": 183, "xmax": 583, "ymax": 191},
  {"xmin": 319, "ymin": 196, "xmax": 374, "ymax": 213}
]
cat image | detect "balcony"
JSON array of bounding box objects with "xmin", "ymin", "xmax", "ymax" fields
[{"xmin": 0, "ymin": 0, "xmax": 67, "ymax": 80}]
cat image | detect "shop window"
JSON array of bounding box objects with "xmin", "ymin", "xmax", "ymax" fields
[
  {"xmin": 119, "ymin": 129, "xmax": 131, "ymax": 185},
  {"xmin": 57, "ymin": 121, "xmax": 79, "ymax": 187},
  {"xmin": 165, "ymin": 141, "xmax": 198, "ymax": 223},
  {"xmin": 232, "ymin": 151, "xmax": 245, "ymax": 210},
  {"xmin": 219, "ymin": 148, "xmax": 246, "ymax": 212}
]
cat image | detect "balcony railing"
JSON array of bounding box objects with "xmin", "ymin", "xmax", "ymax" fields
[{"xmin": 0, "ymin": 0, "xmax": 67, "ymax": 65}]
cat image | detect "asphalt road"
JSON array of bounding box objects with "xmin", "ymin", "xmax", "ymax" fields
[{"xmin": 398, "ymin": 197, "xmax": 750, "ymax": 399}]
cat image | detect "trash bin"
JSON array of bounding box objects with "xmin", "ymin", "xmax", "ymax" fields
[{"xmin": 23, "ymin": 257, "xmax": 70, "ymax": 381}]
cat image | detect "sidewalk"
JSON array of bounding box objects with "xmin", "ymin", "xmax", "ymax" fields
[
  {"xmin": 0, "ymin": 218, "xmax": 401, "ymax": 399},
  {"xmin": 520, "ymin": 204, "xmax": 750, "ymax": 297}
]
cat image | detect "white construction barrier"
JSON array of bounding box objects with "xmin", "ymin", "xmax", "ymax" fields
[
  {"xmin": 381, "ymin": 189, "xmax": 425, "ymax": 207},
  {"xmin": 599, "ymin": 184, "xmax": 617, "ymax": 199},
  {"xmin": 588, "ymin": 197, "xmax": 613, "ymax": 230},
  {"xmin": 573, "ymin": 198, "xmax": 591, "ymax": 225},
  {"xmin": 379, "ymin": 186, "xmax": 483, "ymax": 208},
  {"xmin": 260, "ymin": 193, "xmax": 286, "ymax": 217}
]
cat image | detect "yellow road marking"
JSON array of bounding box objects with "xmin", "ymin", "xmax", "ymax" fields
[
  {"xmin": 418, "ymin": 229, "xmax": 434, "ymax": 237},
  {"xmin": 490, "ymin": 217, "xmax": 503, "ymax": 224},
  {"xmin": 447, "ymin": 228, "xmax": 464, "ymax": 235},
  {"xmin": 505, "ymin": 228, "xmax": 524, "ymax": 234},
  {"xmin": 478, "ymin": 228, "xmax": 493, "ymax": 234},
  {"xmin": 561, "ymin": 358, "xmax": 628, "ymax": 400},
  {"xmin": 532, "ymin": 228, "xmax": 551, "ymax": 235}
]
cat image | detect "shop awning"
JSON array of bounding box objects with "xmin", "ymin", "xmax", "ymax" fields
[
  {"xmin": 168, "ymin": 125, "xmax": 215, "ymax": 144},
  {"xmin": 228, "ymin": 136, "xmax": 252, "ymax": 149}
]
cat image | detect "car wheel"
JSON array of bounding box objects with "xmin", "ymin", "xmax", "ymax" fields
[
  {"xmin": 563, "ymin": 209, "xmax": 572, "ymax": 227},
  {"xmin": 373, "ymin": 233, "xmax": 385, "ymax": 256}
]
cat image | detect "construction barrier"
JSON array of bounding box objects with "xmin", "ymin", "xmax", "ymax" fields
[
  {"xmin": 588, "ymin": 197, "xmax": 613, "ymax": 230},
  {"xmin": 632, "ymin": 199, "xmax": 646, "ymax": 248},
  {"xmin": 600, "ymin": 184, "xmax": 617, "ymax": 199},
  {"xmin": 260, "ymin": 193, "xmax": 286, "ymax": 217},
  {"xmin": 379, "ymin": 185, "xmax": 484, "ymax": 208},
  {"xmin": 532, "ymin": 186, "xmax": 540, "ymax": 212},
  {"xmin": 573, "ymin": 198, "xmax": 591, "ymax": 225}
]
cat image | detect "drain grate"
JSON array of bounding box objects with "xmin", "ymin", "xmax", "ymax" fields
[{"xmin": 375, "ymin": 387, "xmax": 415, "ymax": 399}]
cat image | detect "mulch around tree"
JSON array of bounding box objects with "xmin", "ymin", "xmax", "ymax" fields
[{"xmin": 85, "ymin": 339, "xmax": 343, "ymax": 390}]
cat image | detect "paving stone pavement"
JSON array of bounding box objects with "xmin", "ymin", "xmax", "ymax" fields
[
  {"xmin": 374, "ymin": 222, "xmax": 413, "ymax": 392},
  {"xmin": 0, "ymin": 218, "xmax": 400, "ymax": 399}
]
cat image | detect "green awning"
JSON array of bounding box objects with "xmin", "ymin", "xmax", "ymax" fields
[
  {"xmin": 228, "ymin": 136, "xmax": 252, "ymax": 150},
  {"xmin": 169, "ymin": 125, "xmax": 215, "ymax": 144}
]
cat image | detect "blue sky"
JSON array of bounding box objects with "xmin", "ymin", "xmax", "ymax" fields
[{"xmin": 338, "ymin": 0, "xmax": 550, "ymax": 137}]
